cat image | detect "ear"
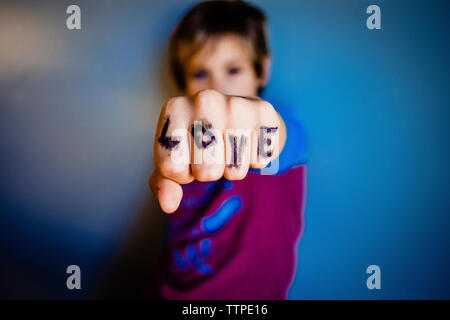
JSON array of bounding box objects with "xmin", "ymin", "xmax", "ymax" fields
[{"xmin": 259, "ymin": 55, "xmax": 272, "ymax": 87}]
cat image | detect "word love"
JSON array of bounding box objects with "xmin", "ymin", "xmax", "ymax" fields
[{"xmin": 158, "ymin": 117, "xmax": 278, "ymax": 167}]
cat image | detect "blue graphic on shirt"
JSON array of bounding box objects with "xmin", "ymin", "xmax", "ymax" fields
[
  {"xmin": 202, "ymin": 196, "xmax": 242, "ymax": 233},
  {"xmin": 173, "ymin": 238, "xmax": 213, "ymax": 275},
  {"xmin": 173, "ymin": 196, "xmax": 242, "ymax": 274}
]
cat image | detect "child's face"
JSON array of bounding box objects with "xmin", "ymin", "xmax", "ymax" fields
[{"xmin": 184, "ymin": 35, "xmax": 263, "ymax": 97}]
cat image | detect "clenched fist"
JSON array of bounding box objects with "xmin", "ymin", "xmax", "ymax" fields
[{"xmin": 149, "ymin": 89, "xmax": 286, "ymax": 213}]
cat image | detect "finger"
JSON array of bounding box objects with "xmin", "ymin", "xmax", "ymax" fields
[
  {"xmin": 250, "ymin": 101, "xmax": 280, "ymax": 169},
  {"xmin": 222, "ymin": 96, "xmax": 255, "ymax": 179},
  {"xmin": 189, "ymin": 90, "xmax": 227, "ymax": 182},
  {"xmin": 223, "ymin": 128, "xmax": 251, "ymax": 180},
  {"xmin": 149, "ymin": 169, "xmax": 183, "ymax": 214},
  {"xmin": 154, "ymin": 97, "xmax": 194, "ymax": 184}
]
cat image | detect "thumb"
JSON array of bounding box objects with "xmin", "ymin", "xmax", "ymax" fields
[{"xmin": 149, "ymin": 169, "xmax": 183, "ymax": 214}]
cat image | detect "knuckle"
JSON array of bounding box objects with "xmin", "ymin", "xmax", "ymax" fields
[
  {"xmin": 194, "ymin": 166, "xmax": 222, "ymax": 182},
  {"xmin": 224, "ymin": 170, "xmax": 247, "ymax": 181},
  {"xmin": 164, "ymin": 96, "xmax": 186, "ymax": 114},
  {"xmin": 158, "ymin": 161, "xmax": 185, "ymax": 181},
  {"xmin": 227, "ymin": 96, "xmax": 243, "ymax": 115},
  {"xmin": 193, "ymin": 89, "xmax": 222, "ymax": 111},
  {"xmin": 258, "ymin": 99, "xmax": 275, "ymax": 115},
  {"xmin": 256, "ymin": 100, "xmax": 277, "ymax": 124}
]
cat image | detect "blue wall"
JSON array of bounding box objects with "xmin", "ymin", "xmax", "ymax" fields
[{"xmin": 0, "ymin": 0, "xmax": 449, "ymax": 299}]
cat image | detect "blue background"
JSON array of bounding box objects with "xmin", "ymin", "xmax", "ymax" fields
[{"xmin": 0, "ymin": 0, "xmax": 449, "ymax": 299}]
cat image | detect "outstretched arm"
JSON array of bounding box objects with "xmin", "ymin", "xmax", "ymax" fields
[{"xmin": 149, "ymin": 89, "xmax": 286, "ymax": 213}]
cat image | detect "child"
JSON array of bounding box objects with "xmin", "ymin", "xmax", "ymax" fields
[{"xmin": 149, "ymin": 0, "xmax": 307, "ymax": 299}]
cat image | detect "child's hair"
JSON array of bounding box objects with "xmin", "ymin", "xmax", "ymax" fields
[{"xmin": 169, "ymin": 0, "xmax": 270, "ymax": 91}]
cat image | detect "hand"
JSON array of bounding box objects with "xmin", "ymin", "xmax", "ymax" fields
[{"xmin": 148, "ymin": 89, "xmax": 286, "ymax": 213}]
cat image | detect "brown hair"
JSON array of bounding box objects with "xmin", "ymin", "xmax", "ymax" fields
[{"xmin": 169, "ymin": 0, "xmax": 270, "ymax": 91}]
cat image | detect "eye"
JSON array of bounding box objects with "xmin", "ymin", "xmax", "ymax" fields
[
  {"xmin": 228, "ymin": 67, "xmax": 241, "ymax": 76},
  {"xmin": 192, "ymin": 70, "xmax": 208, "ymax": 80}
]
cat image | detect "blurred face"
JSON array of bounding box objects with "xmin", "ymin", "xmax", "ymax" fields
[{"xmin": 184, "ymin": 35, "xmax": 264, "ymax": 97}]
